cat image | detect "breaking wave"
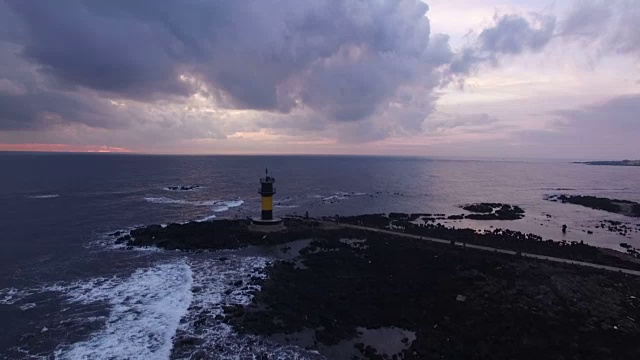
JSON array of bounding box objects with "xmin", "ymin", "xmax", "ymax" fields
[
  {"xmin": 1, "ymin": 257, "xmax": 320, "ymax": 359},
  {"xmin": 171, "ymin": 257, "xmax": 321, "ymax": 359},
  {"xmin": 321, "ymin": 191, "xmax": 366, "ymax": 202},
  {"xmin": 54, "ymin": 262, "xmax": 193, "ymax": 360},
  {"xmin": 195, "ymin": 214, "xmax": 217, "ymax": 222},
  {"xmin": 213, "ymin": 200, "xmax": 244, "ymax": 212},
  {"xmin": 144, "ymin": 197, "xmax": 244, "ymax": 212},
  {"xmin": 26, "ymin": 194, "xmax": 60, "ymax": 199},
  {"xmin": 164, "ymin": 185, "xmax": 202, "ymax": 192}
]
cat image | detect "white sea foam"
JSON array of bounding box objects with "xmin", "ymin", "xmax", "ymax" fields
[
  {"xmin": 27, "ymin": 194, "xmax": 60, "ymax": 199},
  {"xmin": 163, "ymin": 185, "xmax": 203, "ymax": 192},
  {"xmin": 19, "ymin": 303, "xmax": 36, "ymax": 311},
  {"xmin": 322, "ymin": 195, "xmax": 348, "ymax": 201},
  {"xmin": 1, "ymin": 257, "xmax": 322, "ymax": 359},
  {"xmin": 195, "ymin": 214, "xmax": 217, "ymax": 222},
  {"xmin": 275, "ymin": 205, "xmax": 299, "ymax": 209},
  {"xmin": 144, "ymin": 197, "xmax": 218, "ymax": 206},
  {"xmin": 213, "ymin": 199, "xmax": 244, "ymax": 212},
  {"xmin": 144, "ymin": 197, "xmax": 244, "ymax": 212},
  {"xmin": 321, "ymin": 191, "xmax": 366, "ymax": 202},
  {"xmin": 54, "ymin": 262, "xmax": 193, "ymax": 360},
  {"xmin": 0, "ymin": 288, "xmax": 22, "ymax": 305},
  {"xmin": 172, "ymin": 257, "xmax": 320, "ymax": 359}
]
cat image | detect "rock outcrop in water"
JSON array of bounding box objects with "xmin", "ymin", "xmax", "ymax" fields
[
  {"xmin": 576, "ymin": 160, "xmax": 640, "ymax": 167},
  {"xmin": 461, "ymin": 203, "xmax": 525, "ymax": 220},
  {"xmin": 547, "ymin": 194, "xmax": 640, "ymax": 217}
]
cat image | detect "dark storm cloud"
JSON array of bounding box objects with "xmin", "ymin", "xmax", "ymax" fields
[
  {"xmin": 6, "ymin": 0, "xmax": 192, "ymax": 100},
  {"xmin": 0, "ymin": 90, "xmax": 113, "ymax": 130},
  {"xmin": 5, "ymin": 0, "xmax": 448, "ymax": 123},
  {"xmin": 9, "ymin": 0, "xmax": 637, "ymax": 146}
]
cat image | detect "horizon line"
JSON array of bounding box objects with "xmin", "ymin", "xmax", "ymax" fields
[{"xmin": 0, "ymin": 149, "xmax": 614, "ymax": 163}]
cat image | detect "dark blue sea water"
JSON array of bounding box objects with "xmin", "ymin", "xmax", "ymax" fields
[{"xmin": 1, "ymin": 153, "xmax": 640, "ymax": 359}]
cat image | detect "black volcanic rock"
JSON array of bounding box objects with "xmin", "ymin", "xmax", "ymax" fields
[
  {"xmin": 462, "ymin": 203, "xmax": 496, "ymax": 213},
  {"xmin": 126, "ymin": 218, "xmax": 325, "ymax": 251},
  {"xmin": 339, "ymin": 214, "xmax": 640, "ymax": 271},
  {"xmin": 461, "ymin": 203, "xmax": 525, "ymax": 220},
  {"xmin": 577, "ymin": 160, "xmax": 640, "ymax": 166},
  {"xmin": 231, "ymin": 224, "xmax": 640, "ymax": 360},
  {"xmin": 166, "ymin": 185, "xmax": 201, "ymax": 191},
  {"xmin": 547, "ymin": 195, "xmax": 640, "ymax": 217},
  {"xmin": 121, "ymin": 214, "xmax": 640, "ymax": 358}
]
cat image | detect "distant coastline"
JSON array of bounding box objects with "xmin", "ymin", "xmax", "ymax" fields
[{"xmin": 576, "ymin": 160, "xmax": 640, "ymax": 166}]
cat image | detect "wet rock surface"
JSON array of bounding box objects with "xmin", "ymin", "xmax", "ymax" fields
[
  {"xmin": 231, "ymin": 227, "xmax": 640, "ymax": 360},
  {"xmin": 597, "ymin": 220, "xmax": 640, "ymax": 238},
  {"xmin": 123, "ymin": 214, "xmax": 640, "ymax": 271},
  {"xmin": 547, "ymin": 195, "xmax": 640, "ymax": 217},
  {"xmin": 121, "ymin": 215, "xmax": 640, "ymax": 359},
  {"xmin": 121, "ymin": 218, "xmax": 322, "ymax": 250},
  {"xmin": 339, "ymin": 214, "xmax": 640, "ymax": 271},
  {"xmin": 462, "ymin": 203, "xmax": 525, "ymax": 220}
]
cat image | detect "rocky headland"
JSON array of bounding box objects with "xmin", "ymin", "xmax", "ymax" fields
[
  {"xmin": 116, "ymin": 215, "xmax": 640, "ymax": 359},
  {"xmin": 230, "ymin": 230, "xmax": 640, "ymax": 360}
]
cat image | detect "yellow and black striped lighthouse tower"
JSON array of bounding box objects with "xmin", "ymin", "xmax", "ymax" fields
[
  {"xmin": 259, "ymin": 168, "xmax": 276, "ymax": 221},
  {"xmin": 251, "ymin": 168, "xmax": 285, "ymax": 230}
]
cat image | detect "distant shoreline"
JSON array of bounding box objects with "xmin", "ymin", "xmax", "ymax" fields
[{"xmin": 576, "ymin": 160, "xmax": 640, "ymax": 166}]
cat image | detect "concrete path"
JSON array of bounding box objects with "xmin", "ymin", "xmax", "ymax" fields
[{"xmin": 330, "ymin": 221, "xmax": 640, "ymax": 277}]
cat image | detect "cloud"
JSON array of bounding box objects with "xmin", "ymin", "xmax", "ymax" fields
[
  {"xmin": 4, "ymin": 0, "xmax": 636, "ymax": 154},
  {"xmin": 424, "ymin": 113, "xmax": 496, "ymax": 132},
  {"xmin": 478, "ymin": 14, "xmax": 556, "ymax": 55},
  {"xmin": 0, "ymin": 89, "xmax": 114, "ymax": 130},
  {"xmin": 560, "ymin": 0, "xmax": 640, "ymax": 56},
  {"xmin": 511, "ymin": 93, "xmax": 640, "ymax": 159},
  {"xmin": 449, "ymin": 12, "xmax": 556, "ymax": 75},
  {"xmin": 0, "ymin": 0, "xmax": 486, "ymax": 144},
  {"xmin": 5, "ymin": 0, "xmax": 452, "ymax": 124},
  {"xmin": 560, "ymin": 1, "xmax": 612, "ymax": 39},
  {"xmin": 551, "ymin": 94, "xmax": 640, "ymax": 132},
  {"xmin": 0, "ymin": 78, "xmax": 25, "ymax": 95},
  {"xmin": 0, "ymin": 143, "xmax": 131, "ymax": 153}
]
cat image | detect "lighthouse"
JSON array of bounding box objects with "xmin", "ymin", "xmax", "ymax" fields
[
  {"xmin": 251, "ymin": 168, "xmax": 284, "ymax": 230},
  {"xmin": 259, "ymin": 168, "xmax": 276, "ymax": 221}
]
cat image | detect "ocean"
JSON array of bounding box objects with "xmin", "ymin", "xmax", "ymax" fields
[{"xmin": 1, "ymin": 153, "xmax": 640, "ymax": 359}]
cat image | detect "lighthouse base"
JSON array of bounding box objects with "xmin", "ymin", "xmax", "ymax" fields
[{"xmin": 249, "ymin": 217, "xmax": 286, "ymax": 232}]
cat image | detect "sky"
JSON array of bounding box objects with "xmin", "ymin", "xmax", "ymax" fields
[{"xmin": 0, "ymin": 0, "xmax": 638, "ymax": 159}]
